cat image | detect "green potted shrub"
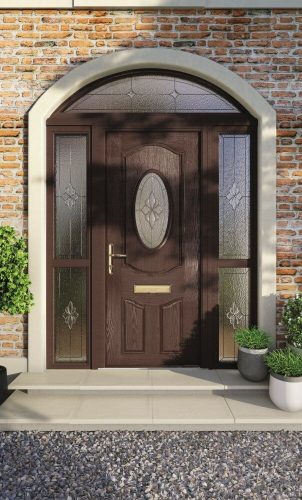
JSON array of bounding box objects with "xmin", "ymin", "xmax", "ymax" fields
[
  {"xmin": 0, "ymin": 226, "xmax": 33, "ymax": 395},
  {"xmin": 0, "ymin": 226, "xmax": 33, "ymax": 315},
  {"xmin": 281, "ymin": 295, "xmax": 302, "ymax": 356},
  {"xmin": 265, "ymin": 348, "xmax": 302, "ymax": 412},
  {"xmin": 234, "ymin": 326, "xmax": 272, "ymax": 382}
]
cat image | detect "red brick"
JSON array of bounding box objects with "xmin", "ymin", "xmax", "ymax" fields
[{"xmin": 0, "ymin": 7, "xmax": 300, "ymax": 359}]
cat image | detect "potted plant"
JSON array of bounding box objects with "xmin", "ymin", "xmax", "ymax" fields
[
  {"xmin": 0, "ymin": 226, "xmax": 33, "ymax": 315},
  {"xmin": 265, "ymin": 348, "xmax": 302, "ymax": 412},
  {"xmin": 234, "ymin": 326, "xmax": 272, "ymax": 382},
  {"xmin": 0, "ymin": 226, "xmax": 33, "ymax": 402},
  {"xmin": 281, "ymin": 295, "xmax": 302, "ymax": 356}
]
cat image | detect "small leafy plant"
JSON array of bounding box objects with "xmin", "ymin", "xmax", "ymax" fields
[
  {"xmin": 0, "ymin": 226, "xmax": 33, "ymax": 314},
  {"xmin": 265, "ymin": 349, "xmax": 302, "ymax": 378},
  {"xmin": 282, "ymin": 295, "xmax": 302, "ymax": 349},
  {"xmin": 234, "ymin": 326, "xmax": 272, "ymax": 350}
]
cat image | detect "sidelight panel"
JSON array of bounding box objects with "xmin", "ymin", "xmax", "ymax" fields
[
  {"xmin": 55, "ymin": 135, "xmax": 87, "ymax": 259},
  {"xmin": 55, "ymin": 267, "xmax": 87, "ymax": 362},
  {"xmin": 219, "ymin": 134, "xmax": 250, "ymax": 259},
  {"xmin": 219, "ymin": 268, "xmax": 250, "ymax": 361}
]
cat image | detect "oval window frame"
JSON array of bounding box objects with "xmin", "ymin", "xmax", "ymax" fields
[{"xmin": 133, "ymin": 170, "xmax": 172, "ymax": 251}]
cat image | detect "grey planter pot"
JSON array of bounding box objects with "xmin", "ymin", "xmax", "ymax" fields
[{"xmin": 237, "ymin": 346, "xmax": 268, "ymax": 382}]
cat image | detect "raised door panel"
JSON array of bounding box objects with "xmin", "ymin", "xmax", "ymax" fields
[
  {"xmin": 160, "ymin": 300, "xmax": 182, "ymax": 353},
  {"xmin": 123, "ymin": 300, "xmax": 145, "ymax": 353}
]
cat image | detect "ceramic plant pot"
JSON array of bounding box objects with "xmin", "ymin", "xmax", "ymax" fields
[
  {"xmin": 269, "ymin": 372, "xmax": 302, "ymax": 412},
  {"xmin": 237, "ymin": 346, "xmax": 268, "ymax": 382}
]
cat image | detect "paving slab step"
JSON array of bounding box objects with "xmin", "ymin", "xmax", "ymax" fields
[
  {"xmin": 8, "ymin": 369, "xmax": 269, "ymax": 392},
  {"xmin": 0, "ymin": 389, "xmax": 301, "ymax": 431}
]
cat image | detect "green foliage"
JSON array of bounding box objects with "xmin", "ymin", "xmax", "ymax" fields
[
  {"xmin": 234, "ymin": 326, "xmax": 272, "ymax": 349},
  {"xmin": 282, "ymin": 295, "xmax": 302, "ymax": 349},
  {"xmin": 265, "ymin": 348, "xmax": 302, "ymax": 378},
  {"xmin": 0, "ymin": 226, "xmax": 33, "ymax": 315}
]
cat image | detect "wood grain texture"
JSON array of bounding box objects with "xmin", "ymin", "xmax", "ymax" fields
[
  {"xmin": 160, "ymin": 300, "xmax": 182, "ymax": 353},
  {"xmin": 106, "ymin": 129, "xmax": 200, "ymax": 367},
  {"xmin": 123, "ymin": 300, "xmax": 145, "ymax": 353},
  {"xmin": 46, "ymin": 112, "xmax": 256, "ymax": 369}
]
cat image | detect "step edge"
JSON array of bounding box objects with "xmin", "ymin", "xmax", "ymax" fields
[{"xmin": 8, "ymin": 384, "xmax": 268, "ymax": 391}]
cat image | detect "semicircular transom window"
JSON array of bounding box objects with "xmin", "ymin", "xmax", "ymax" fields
[
  {"xmin": 66, "ymin": 73, "xmax": 240, "ymax": 113},
  {"xmin": 135, "ymin": 172, "xmax": 170, "ymax": 249}
]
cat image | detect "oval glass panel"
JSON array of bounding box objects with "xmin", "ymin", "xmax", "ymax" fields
[{"xmin": 135, "ymin": 172, "xmax": 169, "ymax": 249}]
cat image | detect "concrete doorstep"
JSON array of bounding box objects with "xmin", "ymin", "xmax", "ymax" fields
[{"xmin": 0, "ymin": 369, "xmax": 301, "ymax": 431}]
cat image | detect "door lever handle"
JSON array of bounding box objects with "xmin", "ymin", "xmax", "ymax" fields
[{"xmin": 108, "ymin": 243, "xmax": 127, "ymax": 275}]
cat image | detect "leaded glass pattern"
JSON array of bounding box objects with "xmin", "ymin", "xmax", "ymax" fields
[
  {"xmin": 55, "ymin": 268, "xmax": 87, "ymax": 362},
  {"xmin": 55, "ymin": 135, "xmax": 87, "ymax": 259},
  {"xmin": 135, "ymin": 172, "xmax": 169, "ymax": 249},
  {"xmin": 66, "ymin": 74, "xmax": 240, "ymax": 113},
  {"xmin": 219, "ymin": 268, "xmax": 250, "ymax": 361},
  {"xmin": 219, "ymin": 134, "xmax": 250, "ymax": 259}
]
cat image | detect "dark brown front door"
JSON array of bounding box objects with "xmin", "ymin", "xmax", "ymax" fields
[
  {"xmin": 106, "ymin": 131, "xmax": 200, "ymax": 366},
  {"xmin": 47, "ymin": 108, "xmax": 256, "ymax": 370}
]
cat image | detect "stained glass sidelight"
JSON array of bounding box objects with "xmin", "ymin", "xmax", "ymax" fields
[
  {"xmin": 66, "ymin": 74, "xmax": 240, "ymax": 114},
  {"xmin": 219, "ymin": 134, "xmax": 250, "ymax": 259},
  {"xmin": 55, "ymin": 135, "xmax": 87, "ymax": 259},
  {"xmin": 135, "ymin": 172, "xmax": 169, "ymax": 249},
  {"xmin": 219, "ymin": 268, "xmax": 250, "ymax": 361},
  {"xmin": 55, "ymin": 268, "xmax": 87, "ymax": 362}
]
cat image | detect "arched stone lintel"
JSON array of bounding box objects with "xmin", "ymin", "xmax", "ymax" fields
[{"xmin": 28, "ymin": 48, "xmax": 276, "ymax": 372}]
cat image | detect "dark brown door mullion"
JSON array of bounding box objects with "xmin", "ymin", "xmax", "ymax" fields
[
  {"xmin": 201, "ymin": 126, "xmax": 219, "ymax": 368},
  {"xmin": 52, "ymin": 260, "xmax": 90, "ymax": 267},
  {"xmin": 47, "ymin": 113, "xmax": 254, "ymax": 128},
  {"xmin": 250, "ymin": 128, "xmax": 258, "ymax": 326},
  {"xmin": 90, "ymin": 124, "xmax": 106, "ymax": 368},
  {"xmin": 218, "ymin": 260, "xmax": 250, "ymax": 268},
  {"xmin": 46, "ymin": 127, "xmax": 55, "ymax": 369}
]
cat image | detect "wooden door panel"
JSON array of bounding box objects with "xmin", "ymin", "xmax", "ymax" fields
[
  {"xmin": 123, "ymin": 300, "xmax": 145, "ymax": 353},
  {"xmin": 106, "ymin": 131, "xmax": 200, "ymax": 366},
  {"xmin": 160, "ymin": 300, "xmax": 182, "ymax": 353}
]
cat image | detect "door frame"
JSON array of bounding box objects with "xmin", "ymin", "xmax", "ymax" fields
[{"xmin": 46, "ymin": 112, "xmax": 257, "ymax": 369}]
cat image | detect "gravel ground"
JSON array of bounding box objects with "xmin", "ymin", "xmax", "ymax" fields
[{"xmin": 0, "ymin": 431, "xmax": 301, "ymax": 499}]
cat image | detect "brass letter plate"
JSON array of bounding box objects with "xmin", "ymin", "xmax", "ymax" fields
[{"xmin": 134, "ymin": 285, "xmax": 171, "ymax": 294}]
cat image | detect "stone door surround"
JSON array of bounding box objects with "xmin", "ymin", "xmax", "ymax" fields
[{"xmin": 28, "ymin": 48, "xmax": 276, "ymax": 372}]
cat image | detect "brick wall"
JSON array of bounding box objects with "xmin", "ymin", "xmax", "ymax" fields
[{"xmin": 0, "ymin": 7, "xmax": 301, "ymax": 358}]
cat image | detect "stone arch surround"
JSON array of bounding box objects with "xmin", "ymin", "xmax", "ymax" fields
[{"xmin": 28, "ymin": 48, "xmax": 276, "ymax": 372}]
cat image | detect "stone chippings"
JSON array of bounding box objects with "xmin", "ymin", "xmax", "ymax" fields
[{"xmin": 0, "ymin": 431, "xmax": 301, "ymax": 499}]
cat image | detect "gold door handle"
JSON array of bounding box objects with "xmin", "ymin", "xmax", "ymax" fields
[{"xmin": 108, "ymin": 243, "xmax": 127, "ymax": 275}]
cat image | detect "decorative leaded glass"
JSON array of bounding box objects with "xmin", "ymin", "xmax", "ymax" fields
[
  {"xmin": 66, "ymin": 74, "xmax": 240, "ymax": 114},
  {"xmin": 55, "ymin": 135, "xmax": 87, "ymax": 259},
  {"xmin": 219, "ymin": 135, "xmax": 250, "ymax": 259},
  {"xmin": 219, "ymin": 268, "xmax": 250, "ymax": 361},
  {"xmin": 135, "ymin": 172, "xmax": 169, "ymax": 249},
  {"xmin": 55, "ymin": 267, "xmax": 87, "ymax": 362}
]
